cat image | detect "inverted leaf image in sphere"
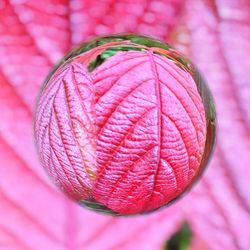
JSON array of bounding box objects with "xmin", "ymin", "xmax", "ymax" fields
[{"xmin": 34, "ymin": 34, "xmax": 216, "ymax": 215}]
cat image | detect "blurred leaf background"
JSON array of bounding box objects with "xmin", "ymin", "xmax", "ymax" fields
[{"xmin": 0, "ymin": 0, "xmax": 250, "ymax": 249}]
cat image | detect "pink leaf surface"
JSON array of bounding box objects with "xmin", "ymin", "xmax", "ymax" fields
[
  {"xmin": 92, "ymin": 50, "xmax": 206, "ymax": 214},
  {"xmin": 35, "ymin": 46, "xmax": 207, "ymax": 215},
  {"xmin": 35, "ymin": 62, "xmax": 96, "ymax": 200},
  {"xmin": 0, "ymin": 0, "xmax": 249, "ymax": 249}
]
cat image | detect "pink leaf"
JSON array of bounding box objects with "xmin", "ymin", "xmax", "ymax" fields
[
  {"xmin": 92, "ymin": 50, "xmax": 206, "ymax": 214},
  {"xmin": 35, "ymin": 62, "xmax": 96, "ymax": 199}
]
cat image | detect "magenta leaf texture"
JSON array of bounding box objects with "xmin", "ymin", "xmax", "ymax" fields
[
  {"xmin": 35, "ymin": 42, "xmax": 209, "ymax": 215},
  {"xmin": 92, "ymin": 49, "xmax": 206, "ymax": 214},
  {"xmin": 0, "ymin": 0, "xmax": 249, "ymax": 249}
]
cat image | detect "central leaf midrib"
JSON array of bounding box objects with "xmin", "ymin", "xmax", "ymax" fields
[{"xmin": 147, "ymin": 50, "xmax": 163, "ymax": 194}]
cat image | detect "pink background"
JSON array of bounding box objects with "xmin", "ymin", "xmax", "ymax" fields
[{"xmin": 0, "ymin": 0, "xmax": 249, "ymax": 249}]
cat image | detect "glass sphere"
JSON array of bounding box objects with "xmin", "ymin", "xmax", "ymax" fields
[{"xmin": 34, "ymin": 34, "xmax": 216, "ymax": 215}]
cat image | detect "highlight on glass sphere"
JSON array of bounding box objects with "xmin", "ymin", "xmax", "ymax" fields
[{"xmin": 34, "ymin": 34, "xmax": 216, "ymax": 215}]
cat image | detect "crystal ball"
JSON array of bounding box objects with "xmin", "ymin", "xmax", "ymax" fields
[{"xmin": 34, "ymin": 34, "xmax": 216, "ymax": 215}]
